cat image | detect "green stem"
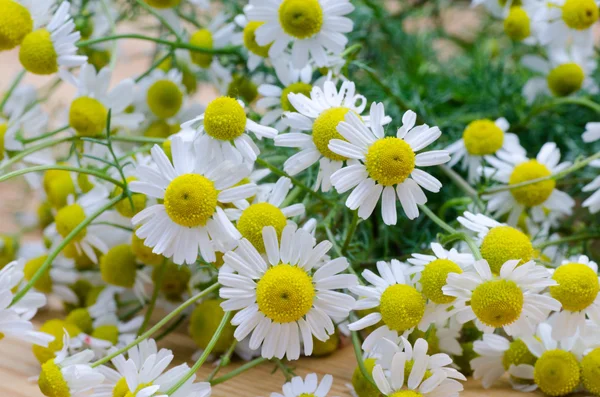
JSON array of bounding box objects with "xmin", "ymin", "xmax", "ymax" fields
[
  {"xmin": 0, "ymin": 164, "xmax": 126, "ymax": 188},
  {"xmin": 91, "ymin": 282, "xmax": 220, "ymax": 367},
  {"xmin": 351, "ymin": 331, "xmax": 376, "ymax": 387},
  {"xmin": 0, "ymin": 136, "xmax": 78, "ymax": 171},
  {"xmin": 166, "ymin": 311, "xmax": 233, "ymax": 394},
  {"xmin": 535, "ymin": 233, "xmax": 600, "ymax": 250},
  {"xmin": 274, "ymin": 359, "xmax": 294, "ymax": 382},
  {"xmin": 19, "ymin": 125, "xmax": 70, "ymax": 144},
  {"xmin": 342, "ymin": 210, "xmax": 359, "ymax": 255},
  {"xmin": 418, "ymin": 204, "xmax": 457, "ymax": 234},
  {"xmin": 207, "ymin": 340, "xmax": 238, "ymax": 381},
  {"xmin": 438, "ymin": 164, "xmax": 484, "ymax": 210},
  {"xmin": 135, "ymin": 0, "xmax": 182, "ymax": 40},
  {"xmin": 155, "ymin": 313, "xmax": 188, "ymax": 341},
  {"xmin": 110, "ymin": 135, "xmax": 165, "ymax": 145},
  {"xmin": 353, "ymin": 61, "xmax": 411, "ymax": 113},
  {"xmin": 136, "ymin": 52, "xmax": 172, "ymax": 83},
  {"xmin": 138, "ymin": 258, "xmax": 167, "ymax": 335},
  {"xmin": 0, "ymin": 70, "xmax": 26, "ymax": 112},
  {"xmin": 11, "ymin": 194, "xmax": 124, "ymax": 305},
  {"xmin": 210, "ymin": 357, "xmax": 268, "ymax": 385}
]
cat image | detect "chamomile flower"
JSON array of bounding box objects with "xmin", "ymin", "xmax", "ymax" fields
[
  {"xmin": 22, "ymin": 252, "xmax": 80, "ymax": 304},
  {"xmin": 246, "ymin": 0, "xmax": 354, "ymax": 68},
  {"xmin": 226, "ymin": 176, "xmax": 305, "ymax": 252},
  {"xmin": 60, "ymin": 63, "xmax": 144, "ymax": 137},
  {"xmin": 136, "ymin": 69, "xmax": 186, "ymax": 121},
  {"xmin": 130, "ymin": 136, "xmax": 256, "ymax": 265},
  {"xmin": 99, "ymin": 243, "xmax": 150, "ymax": 303},
  {"xmin": 583, "ymin": 121, "xmax": 600, "ymax": 143},
  {"xmin": 188, "ymin": 13, "xmax": 237, "ymax": 70},
  {"xmin": 0, "ymin": 0, "xmax": 53, "ymax": 50},
  {"xmin": 0, "ymin": 101, "xmax": 47, "ymax": 160},
  {"xmin": 181, "ymin": 96, "xmax": 278, "ymax": 165},
  {"xmin": 219, "ymin": 224, "xmax": 357, "ymax": 360},
  {"xmin": 446, "ymin": 118, "xmax": 525, "ymax": 183},
  {"xmin": 482, "ymin": 142, "xmax": 575, "ymax": 225},
  {"xmin": 18, "ymin": 1, "xmax": 87, "ymax": 75},
  {"xmin": 89, "ymin": 313, "xmax": 143, "ymax": 349},
  {"xmin": 275, "ymin": 81, "xmax": 389, "ymax": 192},
  {"xmin": 235, "ymin": 8, "xmax": 271, "ymax": 71},
  {"xmin": 581, "ymin": 123, "xmax": 600, "ymax": 213},
  {"xmin": 532, "ymin": 0, "xmax": 599, "ymax": 47},
  {"xmin": 443, "ymin": 258, "xmax": 561, "ymax": 336},
  {"xmin": 503, "ymin": 3, "xmax": 541, "ymax": 43},
  {"xmin": 271, "ymin": 373, "xmax": 334, "ymax": 397},
  {"xmin": 330, "ymin": 104, "xmax": 450, "ymax": 223}
]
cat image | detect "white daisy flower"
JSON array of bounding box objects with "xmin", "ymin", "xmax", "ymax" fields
[
  {"xmin": 443, "ymin": 258, "xmax": 561, "ymax": 336},
  {"xmin": 446, "ymin": 118, "xmax": 525, "ymax": 183},
  {"xmin": 0, "ymin": 0, "xmax": 54, "ymax": 51},
  {"xmin": 135, "ymin": 69, "xmax": 187, "ymax": 123},
  {"xmin": 271, "ymin": 373, "xmax": 334, "ymax": 397},
  {"xmin": 435, "ymin": 318, "xmax": 463, "ymax": 356},
  {"xmin": 481, "ymin": 142, "xmax": 575, "ymax": 225},
  {"xmin": 18, "ymin": 1, "xmax": 87, "ymax": 75},
  {"xmin": 247, "ymin": 0, "xmax": 354, "ymax": 68},
  {"xmin": 0, "ymin": 99, "xmax": 47, "ymax": 157},
  {"xmin": 181, "ymin": 96, "xmax": 277, "ymax": 165},
  {"xmin": 530, "ymin": 0, "xmax": 599, "ymax": 48},
  {"xmin": 218, "ymin": 223, "xmax": 357, "ymax": 360},
  {"xmin": 234, "ymin": 7, "xmax": 271, "ymax": 71},
  {"xmin": 99, "ymin": 243, "xmax": 152, "ymax": 304},
  {"xmin": 22, "ymin": 249, "xmax": 80, "ymax": 304},
  {"xmin": 583, "ymin": 121, "xmax": 600, "ymax": 143},
  {"xmin": 187, "ymin": 12, "xmax": 238, "ymax": 70},
  {"xmin": 502, "ymin": 3, "xmax": 543, "ymax": 44},
  {"xmin": 89, "ymin": 313, "xmax": 143, "ymax": 351},
  {"xmin": 581, "ymin": 123, "xmax": 600, "ymax": 213},
  {"xmin": 329, "ymin": 104, "xmax": 450, "ymax": 223},
  {"xmin": 60, "ymin": 63, "xmax": 144, "ymax": 137}
]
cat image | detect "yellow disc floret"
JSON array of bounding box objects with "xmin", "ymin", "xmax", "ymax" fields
[
  {"xmin": 547, "ymin": 63, "xmax": 585, "ymax": 97},
  {"xmin": 131, "ymin": 232, "xmax": 163, "ymax": 266},
  {"xmin": 379, "ymin": 284, "xmax": 426, "ymax": 332},
  {"xmin": 420, "ymin": 259, "xmax": 462, "ymax": 304},
  {"xmin": 534, "ymin": 349, "xmax": 580, "ymax": 396},
  {"xmin": 582, "ymin": 348, "xmax": 600, "ymax": 395},
  {"xmin": 65, "ymin": 308, "xmax": 93, "ymax": 334},
  {"xmin": 189, "ymin": 299, "xmax": 236, "ymax": 354},
  {"xmin": 164, "ymin": 174, "xmax": 218, "ymax": 227},
  {"xmin": 113, "ymin": 177, "xmax": 147, "ymax": 218},
  {"xmin": 33, "ymin": 319, "xmax": 80, "ymax": 364},
  {"xmin": 278, "ymin": 0, "xmax": 323, "ymax": 39},
  {"xmin": 312, "ymin": 331, "xmax": 340, "ymax": 356},
  {"xmin": 237, "ymin": 203, "xmax": 288, "ymax": 252},
  {"xmin": 509, "ymin": 160, "xmax": 555, "ymax": 207},
  {"xmin": 281, "ymin": 82, "xmax": 313, "ymax": 112},
  {"xmin": 227, "ymin": 74, "xmax": 259, "ymax": 104},
  {"xmin": 38, "ymin": 360, "xmax": 69, "ymax": 397},
  {"xmin": 480, "ymin": 226, "xmax": 534, "ymax": 274},
  {"xmin": 551, "ymin": 263, "xmax": 599, "ymax": 311},
  {"xmin": 55, "ymin": 204, "xmax": 87, "ymax": 241},
  {"xmin": 351, "ymin": 358, "xmax": 383, "ymax": 397},
  {"xmin": 69, "ymin": 96, "xmax": 109, "ymax": 137},
  {"xmin": 19, "ymin": 29, "xmax": 58, "ymax": 75},
  {"xmin": 153, "ymin": 261, "xmax": 191, "ymax": 301},
  {"xmin": 256, "ymin": 264, "xmax": 315, "ymax": 323},
  {"xmin": 112, "ymin": 377, "xmax": 130, "ymax": 397},
  {"xmin": 144, "ymin": 0, "xmax": 181, "ymax": 8},
  {"xmin": 0, "ymin": 235, "xmax": 17, "ymax": 269},
  {"xmin": 462, "ymin": 119, "xmax": 504, "ymax": 156},
  {"xmin": 502, "ymin": 339, "xmax": 537, "ymax": 370},
  {"xmin": 146, "ymin": 79, "xmax": 183, "ymax": 119},
  {"xmin": 203, "ymin": 97, "xmax": 247, "ymax": 141},
  {"xmin": 92, "ymin": 324, "xmax": 119, "ymax": 345},
  {"xmin": 504, "ymin": 7, "xmax": 531, "ymax": 41},
  {"xmin": 389, "ymin": 391, "xmax": 422, "ymax": 397},
  {"xmin": 562, "ymin": 0, "xmax": 599, "ymax": 30},
  {"xmin": 312, "ymin": 107, "xmax": 352, "ymax": 161},
  {"xmin": 100, "ymin": 244, "xmax": 137, "ymax": 288},
  {"xmin": 189, "ymin": 29, "xmax": 213, "ymax": 68},
  {"xmin": 43, "ymin": 168, "xmax": 76, "ymax": 209},
  {"xmin": 24, "ymin": 255, "xmax": 52, "ymax": 293},
  {"xmin": 471, "ymin": 279, "xmax": 524, "ymax": 327},
  {"xmin": 243, "ymin": 21, "xmax": 272, "ymax": 57},
  {"xmin": 0, "ymin": 0, "xmax": 33, "ymax": 50},
  {"xmin": 365, "ymin": 137, "xmax": 416, "ymax": 186},
  {"xmin": 144, "ymin": 119, "xmax": 179, "ymax": 138}
]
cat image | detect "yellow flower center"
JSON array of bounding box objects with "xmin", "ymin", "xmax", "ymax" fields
[
  {"xmin": 0, "ymin": 123, "xmax": 7, "ymax": 161},
  {"xmin": 144, "ymin": 0, "xmax": 181, "ymax": 8},
  {"xmin": 112, "ymin": 377, "xmax": 130, "ymax": 397},
  {"xmin": 203, "ymin": 96, "xmax": 247, "ymax": 141},
  {"xmin": 0, "ymin": 235, "xmax": 16, "ymax": 269},
  {"xmin": 113, "ymin": 177, "xmax": 147, "ymax": 218},
  {"xmin": 163, "ymin": 174, "xmax": 218, "ymax": 227},
  {"xmin": 43, "ymin": 168, "xmax": 76, "ymax": 209},
  {"xmin": 534, "ymin": 350, "xmax": 580, "ymax": 396},
  {"xmin": 153, "ymin": 261, "xmax": 191, "ymax": 302},
  {"xmin": 504, "ymin": 7, "xmax": 531, "ymax": 41},
  {"xmin": 55, "ymin": 204, "xmax": 87, "ymax": 241},
  {"xmin": 92, "ymin": 324, "xmax": 119, "ymax": 345},
  {"xmin": 69, "ymin": 96, "xmax": 109, "ymax": 137},
  {"xmin": 502, "ymin": 339, "xmax": 537, "ymax": 370},
  {"xmin": 480, "ymin": 226, "xmax": 534, "ymax": 274},
  {"xmin": 312, "ymin": 331, "xmax": 340, "ymax": 356},
  {"xmin": 256, "ymin": 264, "xmax": 315, "ymax": 323},
  {"xmin": 100, "ymin": 244, "xmax": 137, "ymax": 288},
  {"xmin": 24, "ymin": 255, "xmax": 52, "ymax": 293},
  {"xmin": 278, "ymin": 0, "xmax": 323, "ymax": 39},
  {"xmin": 408, "ymin": 328, "xmax": 440, "ymax": 355},
  {"xmin": 243, "ymin": 21, "xmax": 272, "ymax": 57},
  {"xmin": 462, "ymin": 119, "xmax": 504, "ymax": 156},
  {"xmin": 281, "ymin": 82, "xmax": 313, "ymax": 112},
  {"xmin": 123, "ymin": 383, "xmax": 153, "ymax": 397},
  {"xmin": 547, "ymin": 63, "xmax": 585, "ymax": 97},
  {"xmin": 189, "ymin": 28, "xmax": 213, "ymax": 68},
  {"xmin": 562, "ymin": 0, "xmax": 599, "ymax": 30},
  {"xmin": 352, "ymin": 358, "xmax": 384, "ymax": 397},
  {"xmin": 508, "ymin": 160, "xmax": 555, "ymax": 207},
  {"xmin": 85, "ymin": 48, "xmax": 111, "ymax": 71},
  {"xmin": 33, "ymin": 319, "xmax": 80, "ymax": 364},
  {"xmin": 389, "ymin": 392, "xmax": 422, "ymax": 397},
  {"xmin": 18, "ymin": 29, "xmax": 58, "ymax": 75},
  {"xmin": 162, "ymin": 140, "xmax": 172, "ymax": 161},
  {"xmin": 189, "ymin": 299, "xmax": 236, "ymax": 354},
  {"xmin": 471, "ymin": 279, "xmax": 524, "ymax": 328},
  {"xmin": 365, "ymin": 137, "xmax": 416, "ymax": 186},
  {"xmin": 144, "ymin": 119, "xmax": 179, "ymax": 138},
  {"xmin": 420, "ymin": 259, "xmax": 462, "ymax": 304},
  {"xmin": 237, "ymin": 202, "xmax": 288, "ymax": 252},
  {"xmin": 551, "ymin": 263, "xmax": 599, "ymax": 311},
  {"xmin": 379, "ymin": 284, "xmax": 426, "ymax": 332},
  {"xmin": 146, "ymin": 79, "xmax": 183, "ymax": 119},
  {"xmin": 38, "ymin": 361, "xmax": 69, "ymax": 397},
  {"xmin": 582, "ymin": 348, "xmax": 600, "ymax": 395},
  {"xmin": 227, "ymin": 74, "xmax": 259, "ymax": 104},
  {"xmin": 65, "ymin": 308, "xmax": 93, "ymax": 334},
  {"xmin": 312, "ymin": 107, "xmax": 353, "ymax": 161},
  {"xmin": 0, "ymin": 0, "xmax": 33, "ymax": 50},
  {"xmin": 131, "ymin": 231, "xmax": 163, "ymax": 266}
]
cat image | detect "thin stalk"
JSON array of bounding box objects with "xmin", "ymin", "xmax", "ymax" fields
[
  {"xmin": 418, "ymin": 204, "xmax": 456, "ymax": 234},
  {"xmin": 207, "ymin": 340, "xmax": 238, "ymax": 381},
  {"xmin": 110, "ymin": 135, "xmax": 165, "ymax": 145},
  {"xmin": 0, "ymin": 136, "xmax": 78, "ymax": 171},
  {"xmin": 342, "ymin": 210, "xmax": 360, "ymax": 255},
  {"xmin": 353, "ymin": 61, "xmax": 412, "ymax": 113},
  {"xmin": 535, "ymin": 233, "xmax": 600, "ymax": 250},
  {"xmin": 0, "ymin": 164, "xmax": 126, "ymax": 189},
  {"xmin": 19, "ymin": 125, "xmax": 70, "ymax": 144},
  {"xmin": 210, "ymin": 357, "xmax": 268, "ymax": 385},
  {"xmin": 351, "ymin": 331, "xmax": 376, "ymax": 387},
  {"xmin": 438, "ymin": 165, "xmax": 484, "ymax": 210},
  {"xmin": 135, "ymin": 52, "xmax": 172, "ymax": 83},
  {"xmin": 0, "ymin": 70, "xmax": 26, "ymax": 112},
  {"xmin": 138, "ymin": 258, "xmax": 168, "ymax": 335},
  {"xmin": 136, "ymin": 0, "xmax": 182, "ymax": 40},
  {"xmin": 155, "ymin": 313, "xmax": 188, "ymax": 341},
  {"xmin": 100, "ymin": 0, "xmax": 118, "ymax": 69}
]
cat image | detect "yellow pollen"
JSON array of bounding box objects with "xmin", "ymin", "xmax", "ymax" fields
[
  {"xmin": 164, "ymin": 174, "xmax": 218, "ymax": 227},
  {"xmin": 298, "ymin": 394, "xmax": 317, "ymax": 397},
  {"xmin": 547, "ymin": 63, "xmax": 585, "ymax": 97},
  {"xmin": 146, "ymin": 79, "xmax": 183, "ymax": 119},
  {"xmin": 55, "ymin": 204, "xmax": 87, "ymax": 241},
  {"xmin": 65, "ymin": 308, "xmax": 93, "ymax": 334},
  {"xmin": 123, "ymin": 383, "xmax": 153, "ymax": 397},
  {"xmin": 365, "ymin": 137, "xmax": 416, "ymax": 186},
  {"xmin": 38, "ymin": 360, "xmax": 69, "ymax": 397},
  {"xmin": 24, "ymin": 256, "xmax": 52, "ymax": 293},
  {"xmin": 534, "ymin": 349, "xmax": 580, "ymax": 396},
  {"xmin": 480, "ymin": 226, "xmax": 534, "ymax": 274},
  {"xmin": 227, "ymin": 74, "xmax": 259, "ymax": 104},
  {"xmin": 131, "ymin": 231, "xmax": 163, "ymax": 266},
  {"xmin": 471, "ymin": 279, "xmax": 524, "ymax": 328},
  {"xmin": 281, "ymin": 82, "xmax": 313, "ymax": 112},
  {"xmin": 504, "ymin": 7, "xmax": 531, "ymax": 41},
  {"xmin": 203, "ymin": 96, "xmax": 247, "ymax": 141},
  {"xmin": 463, "ymin": 119, "xmax": 504, "ymax": 156},
  {"xmin": 144, "ymin": 119, "xmax": 179, "ymax": 138},
  {"xmin": 92, "ymin": 324, "xmax": 119, "ymax": 345},
  {"xmin": 18, "ymin": 29, "xmax": 58, "ymax": 75},
  {"xmin": 0, "ymin": 0, "xmax": 33, "ymax": 50},
  {"xmin": 153, "ymin": 262, "xmax": 191, "ymax": 302},
  {"xmin": 237, "ymin": 203, "xmax": 287, "ymax": 252},
  {"xmin": 312, "ymin": 107, "xmax": 353, "ymax": 161},
  {"xmin": 189, "ymin": 299, "xmax": 236, "ymax": 354},
  {"xmin": 582, "ymin": 348, "xmax": 600, "ymax": 395},
  {"xmin": 69, "ymin": 96, "xmax": 109, "ymax": 137},
  {"xmin": 243, "ymin": 21, "xmax": 272, "ymax": 57},
  {"xmin": 144, "ymin": 0, "xmax": 181, "ymax": 8},
  {"xmin": 379, "ymin": 284, "xmax": 426, "ymax": 332},
  {"xmin": 502, "ymin": 339, "xmax": 537, "ymax": 370},
  {"xmin": 113, "ymin": 177, "xmax": 147, "ymax": 218},
  {"xmin": 551, "ymin": 263, "xmax": 599, "ymax": 311},
  {"xmin": 112, "ymin": 377, "xmax": 130, "ymax": 397},
  {"xmin": 100, "ymin": 244, "xmax": 137, "ymax": 288},
  {"xmin": 256, "ymin": 264, "xmax": 315, "ymax": 323},
  {"xmin": 352, "ymin": 358, "xmax": 383, "ymax": 397},
  {"xmin": 278, "ymin": 0, "xmax": 324, "ymax": 39},
  {"xmin": 562, "ymin": 0, "xmax": 599, "ymax": 30},
  {"xmin": 33, "ymin": 319, "xmax": 80, "ymax": 364},
  {"xmin": 420, "ymin": 259, "xmax": 462, "ymax": 304},
  {"xmin": 43, "ymin": 168, "xmax": 76, "ymax": 209},
  {"xmin": 189, "ymin": 28, "xmax": 213, "ymax": 68},
  {"xmin": 389, "ymin": 391, "xmax": 422, "ymax": 397},
  {"xmin": 508, "ymin": 160, "xmax": 555, "ymax": 207}
]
